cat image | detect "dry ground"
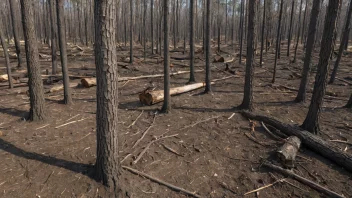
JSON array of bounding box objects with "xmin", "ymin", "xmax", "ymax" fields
[{"xmin": 0, "ymin": 41, "xmax": 351, "ymax": 198}]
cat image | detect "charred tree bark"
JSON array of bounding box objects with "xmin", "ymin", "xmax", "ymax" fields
[
  {"xmin": 20, "ymin": 0, "xmax": 46, "ymax": 121},
  {"xmin": 301, "ymin": 0, "xmax": 340, "ymax": 134},
  {"xmin": 329, "ymin": 0, "xmax": 352, "ymax": 84},
  {"xmin": 295, "ymin": 0, "xmax": 321, "ymax": 102},
  {"xmin": 130, "ymin": 0, "xmax": 134, "ymax": 63},
  {"xmin": 49, "ymin": 0, "xmax": 57, "ymax": 75},
  {"xmin": 151, "ymin": 0, "xmax": 154, "ymax": 54},
  {"xmin": 239, "ymin": 0, "xmax": 244, "ymax": 64},
  {"xmin": 189, "ymin": 0, "xmax": 196, "ymax": 83},
  {"xmin": 259, "ymin": 0, "xmax": 266, "ymax": 67},
  {"xmin": 272, "ymin": 0, "xmax": 284, "ymax": 83},
  {"xmin": 293, "ymin": 0, "xmax": 304, "ymax": 63},
  {"xmin": 287, "ymin": 0, "xmax": 295, "ymax": 57},
  {"xmin": 217, "ymin": 0, "xmax": 221, "ymax": 52},
  {"xmin": 238, "ymin": 0, "xmax": 257, "ymax": 110},
  {"xmin": 204, "ymin": 0, "xmax": 212, "ymax": 93},
  {"xmin": 94, "ymin": 0, "xmax": 120, "ymax": 192},
  {"xmin": 0, "ymin": 19, "xmax": 13, "ymax": 89},
  {"xmin": 143, "ymin": 0, "xmax": 147, "ymax": 60},
  {"xmin": 56, "ymin": 0, "xmax": 72, "ymax": 104},
  {"xmin": 161, "ymin": 0, "xmax": 171, "ymax": 113},
  {"xmin": 9, "ymin": 0, "xmax": 23, "ymax": 68}
]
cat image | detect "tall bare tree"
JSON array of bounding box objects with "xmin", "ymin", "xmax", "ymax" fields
[
  {"xmin": 205, "ymin": 0, "xmax": 212, "ymax": 93},
  {"xmin": 295, "ymin": 0, "xmax": 322, "ymax": 102},
  {"xmin": 239, "ymin": 0, "xmax": 244, "ymax": 64},
  {"xmin": 0, "ymin": 19, "xmax": 13, "ymax": 89},
  {"xmin": 49, "ymin": 0, "xmax": 57, "ymax": 75},
  {"xmin": 56, "ymin": 0, "xmax": 72, "ymax": 104},
  {"xmin": 130, "ymin": 0, "xmax": 134, "ymax": 63},
  {"xmin": 239, "ymin": 0, "xmax": 257, "ymax": 110},
  {"xmin": 272, "ymin": 0, "xmax": 284, "ymax": 83},
  {"xmin": 151, "ymin": 0, "xmax": 154, "ymax": 54},
  {"xmin": 301, "ymin": 0, "xmax": 341, "ymax": 134},
  {"xmin": 9, "ymin": 0, "xmax": 23, "ymax": 68},
  {"xmin": 259, "ymin": 0, "xmax": 266, "ymax": 67},
  {"xmin": 94, "ymin": 0, "xmax": 120, "ymax": 192},
  {"xmin": 161, "ymin": 0, "xmax": 171, "ymax": 113},
  {"xmin": 287, "ymin": 0, "xmax": 295, "ymax": 56},
  {"xmin": 293, "ymin": 0, "xmax": 304, "ymax": 63},
  {"xmin": 189, "ymin": 0, "xmax": 196, "ymax": 83},
  {"xmin": 20, "ymin": 0, "xmax": 46, "ymax": 121}
]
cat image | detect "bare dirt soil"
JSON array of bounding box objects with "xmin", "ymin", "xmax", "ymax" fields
[{"xmin": 0, "ymin": 42, "xmax": 351, "ymax": 198}]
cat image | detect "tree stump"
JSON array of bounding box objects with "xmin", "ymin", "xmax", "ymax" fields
[{"xmin": 277, "ymin": 136, "xmax": 301, "ymax": 168}]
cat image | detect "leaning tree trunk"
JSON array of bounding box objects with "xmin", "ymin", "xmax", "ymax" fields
[
  {"xmin": 94, "ymin": 0, "xmax": 120, "ymax": 192},
  {"xmin": 272, "ymin": 0, "xmax": 284, "ymax": 83},
  {"xmin": 161, "ymin": 0, "xmax": 171, "ymax": 113},
  {"xmin": 204, "ymin": 0, "xmax": 212, "ymax": 93},
  {"xmin": 287, "ymin": 0, "xmax": 295, "ymax": 57},
  {"xmin": 9, "ymin": 0, "xmax": 23, "ymax": 68},
  {"xmin": 0, "ymin": 19, "xmax": 13, "ymax": 89},
  {"xmin": 329, "ymin": 0, "xmax": 352, "ymax": 84},
  {"xmin": 56, "ymin": 0, "xmax": 72, "ymax": 104},
  {"xmin": 49, "ymin": 0, "xmax": 58, "ymax": 75},
  {"xmin": 301, "ymin": 0, "xmax": 341, "ymax": 134},
  {"xmin": 20, "ymin": 0, "xmax": 46, "ymax": 121},
  {"xmin": 189, "ymin": 0, "xmax": 196, "ymax": 83},
  {"xmin": 293, "ymin": 0, "xmax": 304, "ymax": 63},
  {"xmin": 130, "ymin": 0, "xmax": 134, "ymax": 63},
  {"xmin": 259, "ymin": 0, "xmax": 266, "ymax": 67},
  {"xmin": 295, "ymin": 0, "xmax": 322, "ymax": 103},
  {"xmin": 239, "ymin": 0, "xmax": 257, "ymax": 110}
]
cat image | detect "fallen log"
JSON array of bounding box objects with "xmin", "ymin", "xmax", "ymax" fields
[
  {"xmin": 0, "ymin": 74, "xmax": 8, "ymax": 82},
  {"xmin": 213, "ymin": 55, "xmax": 225, "ymax": 63},
  {"xmin": 263, "ymin": 162, "xmax": 345, "ymax": 198},
  {"xmin": 277, "ymin": 136, "xmax": 301, "ymax": 168},
  {"xmin": 80, "ymin": 70, "xmax": 204, "ymax": 88},
  {"xmin": 139, "ymin": 76, "xmax": 236, "ymax": 105},
  {"xmin": 241, "ymin": 111, "xmax": 352, "ymax": 172},
  {"xmin": 46, "ymin": 83, "xmax": 79, "ymax": 93}
]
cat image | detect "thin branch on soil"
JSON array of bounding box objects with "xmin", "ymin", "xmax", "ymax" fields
[
  {"xmin": 133, "ymin": 134, "xmax": 178, "ymax": 164},
  {"xmin": 228, "ymin": 113, "xmax": 236, "ymax": 120},
  {"xmin": 244, "ymin": 179, "xmax": 284, "ymax": 195},
  {"xmin": 329, "ymin": 139, "xmax": 352, "ymax": 146},
  {"xmin": 162, "ymin": 143, "xmax": 183, "ymax": 157},
  {"xmin": 244, "ymin": 132, "xmax": 270, "ymax": 147},
  {"xmin": 121, "ymin": 154, "xmax": 132, "ymax": 163},
  {"xmin": 55, "ymin": 118, "xmax": 86, "ymax": 129},
  {"xmin": 65, "ymin": 114, "xmax": 80, "ymax": 122},
  {"xmin": 128, "ymin": 110, "xmax": 144, "ymax": 128},
  {"xmin": 269, "ymin": 172, "xmax": 307, "ymax": 192},
  {"xmin": 122, "ymin": 166, "xmax": 201, "ymax": 198},
  {"xmin": 36, "ymin": 124, "xmax": 50, "ymax": 130},
  {"xmin": 180, "ymin": 116, "xmax": 221, "ymax": 130},
  {"xmin": 132, "ymin": 114, "xmax": 156, "ymax": 148},
  {"xmin": 296, "ymin": 155, "xmax": 312, "ymax": 162},
  {"xmin": 261, "ymin": 122, "xmax": 285, "ymax": 141}
]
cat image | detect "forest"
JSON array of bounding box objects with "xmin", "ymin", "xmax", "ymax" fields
[{"xmin": 0, "ymin": 0, "xmax": 351, "ymax": 197}]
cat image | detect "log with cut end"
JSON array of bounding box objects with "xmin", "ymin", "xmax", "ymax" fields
[
  {"xmin": 139, "ymin": 82, "xmax": 211, "ymax": 105},
  {"xmin": 46, "ymin": 83, "xmax": 79, "ymax": 93},
  {"xmin": 0, "ymin": 74, "xmax": 8, "ymax": 82},
  {"xmin": 81, "ymin": 78, "xmax": 96, "ymax": 88},
  {"xmin": 241, "ymin": 111, "xmax": 352, "ymax": 172},
  {"xmin": 277, "ymin": 136, "xmax": 301, "ymax": 168},
  {"xmin": 213, "ymin": 55, "xmax": 225, "ymax": 62}
]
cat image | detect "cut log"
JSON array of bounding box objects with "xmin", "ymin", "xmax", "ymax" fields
[
  {"xmin": 213, "ymin": 55, "xmax": 225, "ymax": 63},
  {"xmin": 241, "ymin": 111, "xmax": 352, "ymax": 172},
  {"xmin": 277, "ymin": 136, "xmax": 301, "ymax": 168},
  {"xmin": 46, "ymin": 83, "xmax": 79, "ymax": 93},
  {"xmin": 80, "ymin": 70, "xmax": 204, "ymax": 88},
  {"xmin": 0, "ymin": 74, "xmax": 9, "ymax": 82},
  {"xmin": 139, "ymin": 76, "xmax": 236, "ymax": 105}
]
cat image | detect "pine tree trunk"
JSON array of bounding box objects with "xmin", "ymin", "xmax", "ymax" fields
[
  {"xmin": 295, "ymin": 0, "xmax": 322, "ymax": 102},
  {"xmin": 205, "ymin": 0, "xmax": 212, "ymax": 93},
  {"xmin": 56, "ymin": 0, "xmax": 72, "ymax": 104},
  {"xmin": 94, "ymin": 0, "xmax": 120, "ymax": 192},
  {"xmin": 287, "ymin": 0, "xmax": 295, "ymax": 57},
  {"xmin": 189, "ymin": 0, "xmax": 196, "ymax": 83},
  {"xmin": 239, "ymin": 0, "xmax": 244, "ymax": 64},
  {"xmin": 161, "ymin": 0, "xmax": 171, "ymax": 113},
  {"xmin": 239, "ymin": 0, "xmax": 257, "ymax": 110},
  {"xmin": 130, "ymin": 0, "xmax": 134, "ymax": 63},
  {"xmin": 301, "ymin": 0, "xmax": 308, "ymax": 45},
  {"xmin": 225, "ymin": 0, "xmax": 228, "ymax": 44},
  {"xmin": 259, "ymin": 0, "xmax": 266, "ymax": 67},
  {"xmin": 272, "ymin": 0, "xmax": 284, "ymax": 83},
  {"xmin": 293, "ymin": 0, "xmax": 304, "ymax": 63},
  {"xmin": 0, "ymin": 20, "xmax": 13, "ymax": 89},
  {"xmin": 9, "ymin": 0, "xmax": 23, "ymax": 68},
  {"xmin": 49, "ymin": 0, "xmax": 58, "ymax": 75},
  {"xmin": 329, "ymin": 0, "xmax": 352, "ymax": 84},
  {"xmin": 143, "ymin": 0, "xmax": 147, "ymax": 60},
  {"xmin": 20, "ymin": 0, "xmax": 46, "ymax": 121},
  {"xmin": 301, "ymin": 0, "xmax": 340, "ymax": 134},
  {"xmin": 217, "ymin": 0, "xmax": 221, "ymax": 52},
  {"xmin": 151, "ymin": 0, "xmax": 154, "ymax": 54}
]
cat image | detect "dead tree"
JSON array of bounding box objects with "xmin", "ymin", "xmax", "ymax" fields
[
  {"xmin": 205, "ymin": 0, "xmax": 212, "ymax": 93},
  {"xmin": 189, "ymin": 0, "xmax": 196, "ymax": 83},
  {"xmin": 161, "ymin": 0, "xmax": 171, "ymax": 113},
  {"xmin": 287, "ymin": 0, "xmax": 295, "ymax": 57},
  {"xmin": 259, "ymin": 0, "xmax": 266, "ymax": 67},
  {"xmin": 143, "ymin": 0, "xmax": 147, "ymax": 60},
  {"xmin": 293, "ymin": 0, "xmax": 304, "ymax": 63},
  {"xmin": 94, "ymin": 0, "xmax": 120, "ymax": 192},
  {"xmin": 20, "ymin": 0, "xmax": 46, "ymax": 121},
  {"xmin": 272, "ymin": 0, "xmax": 284, "ymax": 83},
  {"xmin": 49, "ymin": 0, "xmax": 57, "ymax": 75},
  {"xmin": 239, "ymin": 0, "xmax": 244, "ymax": 64},
  {"xmin": 151, "ymin": 0, "xmax": 154, "ymax": 54},
  {"xmin": 239, "ymin": 0, "xmax": 257, "ymax": 110},
  {"xmin": 329, "ymin": 0, "xmax": 352, "ymax": 84},
  {"xmin": 9, "ymin": 0, "xmax": 23, "ymax": 68},
  {"xmin": 56, "ymin": 0, "xmax": 72, "ymax": 104},
  {"xmin": 301, "ymin": 0, "xmax": 341, "ymax": 134},
  {"xmin": 295, "ymin": 0, "xmax": 322, "ymax": 103},
  {"xmin": 0, "ymin": 19, "xmax": 13, "ymax": 89},
  {"xmin": 130, "ymin": 0, "xmax": 134, "ymax": 63}
]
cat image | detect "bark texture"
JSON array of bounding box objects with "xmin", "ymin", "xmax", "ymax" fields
[
  {"xmin": 0, "ymin": 19, "xmax": 13, "ymax": 88},
  {"xmin": 9, "ymin": 0, "xmax": 23, "ymax": 68},
  {"xmin": 205, "ymin": 0, "xmax": 211, "ymax": 93},
  {"xmin": 189, "ymin": 0, "xmax": 196, "ymax": 83},
  {"xmin": 161, "ymin": 0, "xmax": 170, "ymax": 113},
  {"xmin": 272, "ymin": 0, "xmax": 283, "ymax": 83}
]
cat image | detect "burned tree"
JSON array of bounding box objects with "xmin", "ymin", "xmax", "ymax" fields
[
  {"xmin": 9, "ymin": 0, "xmax": 23, "ymax": 68},
  {"xmin": 272, "ymin": 0, "xmax": 284, "ymax": 83},
  {"xmin": 161, "ymin": 0, "xmax": 171, "ymax": 113},
  {"xmin": 189, "ymin": 0, "xmax": 196, "ymax": 83}
]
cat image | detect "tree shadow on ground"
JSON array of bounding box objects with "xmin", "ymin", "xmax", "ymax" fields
[
  {"xmin": 0, "ymin": 107, "xmax": 28, "ymax": 118},
  {"xmin": 0, "ymin": 138, "xmax": 95, "ymax": 180}
]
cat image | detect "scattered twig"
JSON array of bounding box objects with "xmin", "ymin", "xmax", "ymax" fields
[
  {"xmin": 162, "ymin": 143, "xmax": 183, "ymax": 157},
  {"xmin": 296, "ymin": 154, "xmax": 312, "ymax": 162},
  {"xmin": 132, "ymin": 114, "xmax": 156, "ymax": 148},
  {"xmin": 269, "ymin": 172, "xmax": 307, "ymax": 192},
  {"xmin": 133, "ymin": 134, "xmax": 178, "ymax": 164},
  {"xmin": 122, "ymin": 166, "xmax": 201, "ymax": 198},
  {"xmin": 36, "ymin": 124, "xmax": 50, "ymax": 130},
  {"xmin": 244, "ymin": 179, "xmax": 284, "ymax": 196},
  {"xmin": 329, "ymin": 139, "xmax": 352, "ymax": 146},
  {"xmin": 180, "ymin": 116, "xmax": 221, "ymax": 130},
  {"xmin": 128, "ymin": 110, "xmax": 144, "ymax": 128},
  {"xmin": 261, "ymin": 122, "xmax": 284, "ymax": 141},
  {"xmin": 263, "ymin": 161, "xmax": 345, "ymax": 198},
  {"xmin": 244, "ymin": 132, "xmax": 269, "ymax": 147},
  {"xmin": 228, "ymin": 113, "xmax": 236, "ymax": 120},
  {"xmin": 121, "ymin": 154, "xmax": 132, "ymax": 163},
  {"xmin": 65, "ymin": 114, "xmax": 80, "ymax": 122},
  {"xmin": 55, "ymin": 118, "xmax": 86, "ymax": 129}
]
